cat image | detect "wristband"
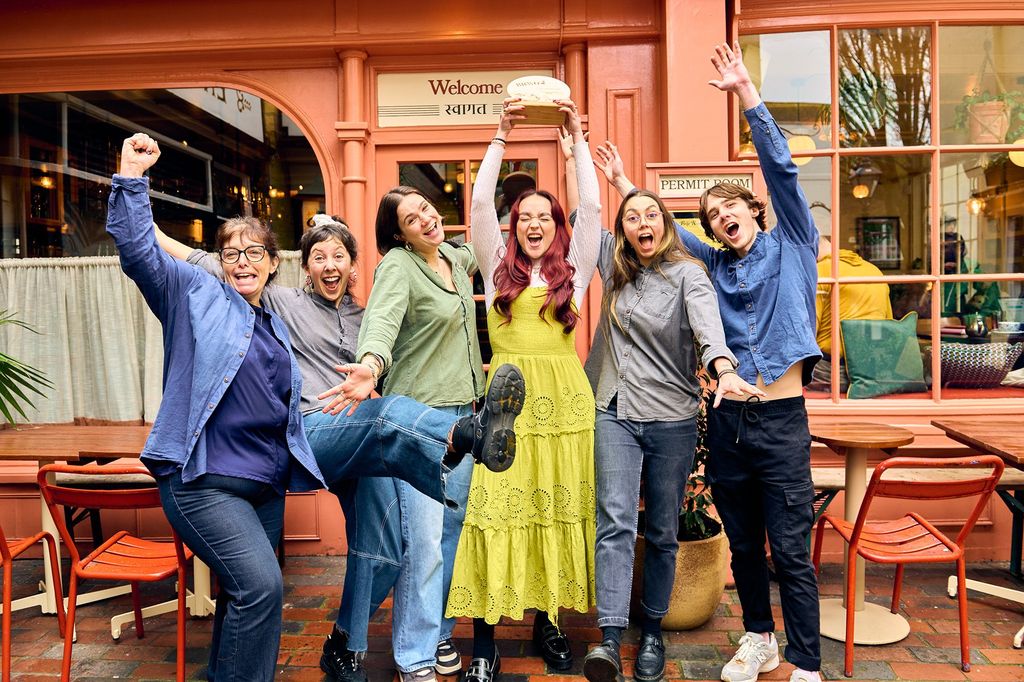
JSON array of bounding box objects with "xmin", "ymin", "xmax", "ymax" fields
[
  {"xmin": 360, "ymin": 354, "xmax": 382, "ymax": 383},
  {"xmin": 716, "ymin": 368, "xmax": 737, "ymax": 380},
  {"xmin": 491, "ymin": 137, "xmax": 507, "ymax": 146}
]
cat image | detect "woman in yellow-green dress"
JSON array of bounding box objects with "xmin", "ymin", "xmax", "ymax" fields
[{"xmin": 446, "ymin": 96, "xmax": 600, "ymax": 682}]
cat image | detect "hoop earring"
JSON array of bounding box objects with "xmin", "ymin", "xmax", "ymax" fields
[{"xmin": 404, "ymin": 242, "xmax": 413, "ymax": 251}]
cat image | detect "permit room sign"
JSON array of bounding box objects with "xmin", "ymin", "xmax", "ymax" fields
[{"xmin": 377, "ymin": 69, "xmax": 554, "ymax": 128}]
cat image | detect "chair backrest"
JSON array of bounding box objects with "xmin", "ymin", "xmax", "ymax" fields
[
  {"xmin": 855, "ymin": 455, "xmax": 1005, "ymax": 546},
  {"xmin": 37, "ymin": 464, "xmax": 160, "ymax": 564}
]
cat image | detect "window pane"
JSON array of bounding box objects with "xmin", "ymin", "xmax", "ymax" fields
[
  {"xmin": 838, "ymin": 154, "xmax": 930, "ymax": 277},
  {"xmin": 398, "ymin": 161, "xmax": 465, "ymax": 233},
  {"xmin": 738, "ymin": 32, "xmax": 831, "ymax": 161},
  {"xmin": 939, "ymin": 153, "xmax": 1024, "ymax": 280},
  {"xmin": 939, "ymin": 26, "xmax": 1024, "ymax": 146},
  {"xmin": 0, "ymin": 89, "xmax": 323, "ymax": 258},
  {"xmin": 838, "ymin": 27, "xmax": 931, "ymax": 148}
]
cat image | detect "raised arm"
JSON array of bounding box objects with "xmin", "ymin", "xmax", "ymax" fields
[
  {"xmin": 564, "ymin": 105, "xmax": 602, "ymax": 302},
  {"xmin": 470, "ymin": 97, "xmax": 523, "ymax": 306},
  {"xmin": 107, "ymin": 134, "xmax": 198, "ymax": 318},
  {"xmin": 709, "ymin": 41, "xmax": 817, "ymax": 247}
]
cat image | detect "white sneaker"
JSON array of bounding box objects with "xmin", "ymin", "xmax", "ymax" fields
[
  {"xmin": 720, "ymin": 632, "xmax": 780, "ymax": 682},
  {"xmin": 789, "ymin": 671, "xmax": 821, "ymax": 682}
]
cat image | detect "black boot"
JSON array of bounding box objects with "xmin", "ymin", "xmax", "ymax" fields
[
  {"xmin": 320, "ymin": 627, "xmax": 368, "ymax": 682},
  {"xmin": 582, "ymin": 640, "xmax": 623, "ymax": 682},
  {"xmin": 532, "ymin": 614, "xmax": 573, "ymax": 671},
  {"xmin": 451, "ymin": 364, "xmax": 525, "ymax": 472},
  {"xmin": 635, "ymin": 632, "xmax": 666, "ymax": 682}
]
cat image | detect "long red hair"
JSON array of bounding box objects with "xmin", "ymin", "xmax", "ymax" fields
[{"xmin": 492, "ymin": 189, "xmax": 578, "ymax": 333}]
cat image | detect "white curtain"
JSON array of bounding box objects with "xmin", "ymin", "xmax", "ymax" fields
[{"xmin": 0, "ymin": 251, "xmax": 303, "ymax": 424}]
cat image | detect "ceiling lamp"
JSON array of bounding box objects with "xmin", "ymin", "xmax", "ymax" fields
[
  {"xmin": 966, "ymin": 195, "xmax": 985, "ymax": 215},
  {"xmin": 851, "ymin": 183, "xmax": 870, "ymax": 199},
  {"xmin": 848, "ymin": 159, "xmax": 882, "ymax": 199},
  {"xmin": 787, "ymin": 135, "xmax": 815, "ymax": 166}
]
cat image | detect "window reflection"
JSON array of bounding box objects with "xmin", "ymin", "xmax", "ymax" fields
[
  {"xmin": 838, "ymin": 27, "xmax": 932, "ymax": 148},
  {"xmin": 0, "ymin": 90, "xmax": 323, "ymax": 258}
]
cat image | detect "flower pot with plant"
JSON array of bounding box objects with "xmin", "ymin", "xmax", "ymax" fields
[
  {"xmin": 631, "ymin": 372, "xmax": 728, "ymax": 630},
  {"xmin": 954, "ymin": 90, "xmax": 1024, "ymax": 145}
]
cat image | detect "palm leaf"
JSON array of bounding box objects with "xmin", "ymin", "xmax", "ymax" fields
[{"xmin": 0, "ymin": 309, "xmax": 52, "ymax": 425}]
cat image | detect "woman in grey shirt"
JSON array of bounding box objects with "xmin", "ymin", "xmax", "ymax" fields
[{"xmin": 582, "ymin": 188, "xmax": 762, "ymax": 682}]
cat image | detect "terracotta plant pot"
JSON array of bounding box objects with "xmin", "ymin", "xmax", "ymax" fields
[
  {"xmin": 967, "ymin": 101, "xmax": 1009, "ymax": 144},
  {"xmin": 631, "ymin": 528, "xmax": 728, "ymax": 630}
]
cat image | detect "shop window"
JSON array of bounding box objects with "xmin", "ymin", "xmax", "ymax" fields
[{"xmin": 0, "ymin": 89, "xmax": 324, "ymax": 259}]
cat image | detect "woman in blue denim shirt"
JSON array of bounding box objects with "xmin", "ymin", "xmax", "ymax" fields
[{"xmin": 112, "ymin": 134, "xmax": 521, "ymax": 682}]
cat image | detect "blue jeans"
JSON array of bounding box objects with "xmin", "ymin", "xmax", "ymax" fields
[
  {"xmin": 705, "ymin": 396, "xmax": 820, "ymax": 672},
  {"xmin": 594, "ymin": 405, "xmax": 697, "ymax": 628},
  {"xmin": 157, "ymin": 473, "xmax": 284, "ymax": 682},
  {"xmin": 332, "ymin": 404, "xmax": 473, "ymax": 671}
]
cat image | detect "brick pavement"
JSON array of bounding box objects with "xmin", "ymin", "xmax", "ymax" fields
[{"xmin": 3, "ymin": 557, "xmax": 1023, "ymax": 681}]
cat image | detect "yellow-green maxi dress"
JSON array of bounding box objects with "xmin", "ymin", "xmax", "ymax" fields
[{"xmin": 446, "ymin": 287, "xmax": 596, "ymax": 624}]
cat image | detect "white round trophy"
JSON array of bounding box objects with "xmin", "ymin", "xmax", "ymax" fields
[{"xmin": 506, "ymin": 76, "xmax": 571, "ymax": 126}]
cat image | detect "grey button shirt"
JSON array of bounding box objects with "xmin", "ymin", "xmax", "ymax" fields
[
  {"xmin": 187, "ymin": 250, "xmax": 363, "ymax": 414},
  {"xmin": 584, "ymin": 232, "xmax": 736, "ymax": 422}
]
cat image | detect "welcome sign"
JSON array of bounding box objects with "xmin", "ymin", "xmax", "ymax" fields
[{"xmin": 377, "ymin": 69, "xmax": 554, "ymax": 128}]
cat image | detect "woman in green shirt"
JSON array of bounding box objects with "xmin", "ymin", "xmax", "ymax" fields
[{"xmin": 335, "ymin": 186, "xmax": 483, "ymax": 682}]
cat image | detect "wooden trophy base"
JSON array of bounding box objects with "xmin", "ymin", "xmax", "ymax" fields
[{"xmin": 518, "ymin": 102, "xmax": 567, "ymax": 126}]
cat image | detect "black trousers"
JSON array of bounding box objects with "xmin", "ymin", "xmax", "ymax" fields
[{"xmin": 705, "ymin": 395, "xmax": 821, "ymax": 671}]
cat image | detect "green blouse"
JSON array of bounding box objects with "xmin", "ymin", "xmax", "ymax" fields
[{"xmin": 356, "ymin": 242, "xmax": 485, "ymax": 407}]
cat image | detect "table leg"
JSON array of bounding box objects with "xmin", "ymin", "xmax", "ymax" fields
[
  {"xmin": 39, "ymin": 470, "xmax": 60, "ymax": 615},
  {"xmin": 820, "ymin": 447, "xmax": 910, "ymax": 644}
]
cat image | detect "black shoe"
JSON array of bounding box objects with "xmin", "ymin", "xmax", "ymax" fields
[
  {"xmin": 320, "ymin": 628, "xmax": 368, "ymax": 682},
  {"xmin": 464, "ymin": 651, "xmax": 500, "ymax": 682},
  {"xmin": 582, "ymin": 641, "xmax": 623, "ymax": 682},
  {"xmin": 465, "ymin": 364, "xmax": 525, "ymax": 472},
  {"xmin": 634, "ymin": 632, "xmax": 665, "ymax": 682},
  {"xmin": 533, "ymin": 620, "xmax": 573, "ymax": 671}
]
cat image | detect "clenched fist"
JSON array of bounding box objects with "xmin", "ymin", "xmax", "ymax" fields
[{"xmin": 119, "ymin": 133, "xmax": 161, "ymax": 178}]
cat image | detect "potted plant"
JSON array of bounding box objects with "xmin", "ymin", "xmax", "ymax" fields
[
  {"xmin": 632, "ymin": 371, "xmax": 728, "ymax": 630},
  {"xmin": 954, "ymin": 89, "xmax": 1024, "ymax": 145},
  {"xmin": 0, "ymin": 309, "xmax": 53, "ymax": 424}
]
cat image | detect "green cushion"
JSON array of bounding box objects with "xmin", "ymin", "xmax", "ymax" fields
[{"xmin": 840, "ymin": 312, "xmax": 927, "ymax": 399}]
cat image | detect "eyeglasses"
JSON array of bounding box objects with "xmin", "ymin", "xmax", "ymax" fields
[
  {"xmin": 219, "ymin": 245, "xmax": 268, "ymax": 264},
  {"xmin": 623, "ymin": 210, "xmax": 663, "ymax": 227}
]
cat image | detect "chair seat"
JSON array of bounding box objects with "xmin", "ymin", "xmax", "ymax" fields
[
  {"xmin": 79, "ymin": 531, "xmax": 194, "ymax": 582},
  {"xmin": 54, "ymin": 472, "xmax": 154, "ymax": 487},
  {"xmin": 822, "ymin": 512, "xmax": 959, "ymax": 564},
  {"xmin": 7, "ymin": 531, "xmax": 48, "ymax": 559}
]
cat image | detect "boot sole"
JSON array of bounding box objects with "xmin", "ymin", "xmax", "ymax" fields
[
  {"xmin": 582, "ymin": 651, "xmax": 624, "ymax": 682},
  {"xmin": 479, "ymin": 363, "xmax": 525, "ymax": 472}
]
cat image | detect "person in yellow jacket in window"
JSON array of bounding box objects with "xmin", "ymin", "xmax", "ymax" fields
[{"xmin": 810, "ymin": 235, "xmax": 893, "ymax": 393}]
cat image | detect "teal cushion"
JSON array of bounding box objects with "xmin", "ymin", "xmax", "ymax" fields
[{"xmin": 841, "ymin": 312, "xmax": 927, "ymax": 399}]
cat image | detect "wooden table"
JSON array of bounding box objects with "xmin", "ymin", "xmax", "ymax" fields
[
  {"xmin": 811, "ymin": 422, "xmax": 915, "ymax": 645},
  {"xmin": 0, "ymin": 425, "xmax": 214, "ymax": 634},
  {"xmin": 932, "ymin": 418, "xmax": 1024, "ymax": 649}
]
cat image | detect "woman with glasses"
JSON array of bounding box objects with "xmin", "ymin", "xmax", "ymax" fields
[
  {"xmin": 440, "ymin": 97, "xmax": 598, "ymax": 682},
  {"xmin": 581, "ymin": 182, "xmax": 762, "ymax": 682},
  {"xmin": 113, "ymin": 133, "xmax": 521, "ymax": 682}
]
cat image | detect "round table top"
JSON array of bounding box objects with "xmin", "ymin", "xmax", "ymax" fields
[{"xmin": 810, "ymin": 422, "xmax": 915, "ymax": 450}]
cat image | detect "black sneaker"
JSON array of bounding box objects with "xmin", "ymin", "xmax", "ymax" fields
[
  {"xmin": 320, "ymin": 628, "xmax": 368, "ymax": 682},
  {"xmin": 582, "ymin": 640, "xmax": 623, "ymax": 682},
  {"xmin": 462, "ymin": 364, "xmax": 525, "ymax": 472},
  {"xmin": 634, "ymin": 632, "xmax": 665, "ymax": 682}
]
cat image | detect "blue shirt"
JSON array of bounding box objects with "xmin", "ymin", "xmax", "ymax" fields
[
  {"xmin": 678, "ymin": 102, "xmax": 821, "ymax": 386},
  {"xmin": 106, "ymin": 174, "xmax": 325, "ymax": 492},
  {"xmin": 204, "ymin": 305, "xmax": 292, "ymax": 493}
]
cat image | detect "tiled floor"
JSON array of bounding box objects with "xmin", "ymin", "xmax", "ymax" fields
[{"xmin": 3, "ymin": 556, "xmax": 1024, "ymax": 681}]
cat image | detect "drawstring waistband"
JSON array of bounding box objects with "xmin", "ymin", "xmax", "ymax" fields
[{"xmin": 736, "ymin": 395, "xmax": 762, "ymax": 444}]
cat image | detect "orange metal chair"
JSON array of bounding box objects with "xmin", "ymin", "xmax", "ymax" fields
[
  {"xmin": 37, "ymin": 464, "xmax": 192, "ymax": 682},
  {"xmin": 812, "ymin": 455, "xmax": 1004, "ymax": 677},
  {"xmin": 2, "ymin": 522, "xmax": 65, "ymax": 682}
]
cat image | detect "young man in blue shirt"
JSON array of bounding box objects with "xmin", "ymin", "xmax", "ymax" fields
[
  {"xmin": 688, "ymin": 41, "xmax": 823, "ymax": 682},
  {"xmin": 591, "ymin": 40, "xmax": 823, "ymax": 682}
]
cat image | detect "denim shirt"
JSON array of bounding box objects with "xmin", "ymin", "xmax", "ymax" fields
[
  {"xmin": 678, "ymin": 103, "xmax": 821, "ymax": 386},
  {"xmin": 106, "ymin": 175, "xmax": 325, "ymax": 492}
]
